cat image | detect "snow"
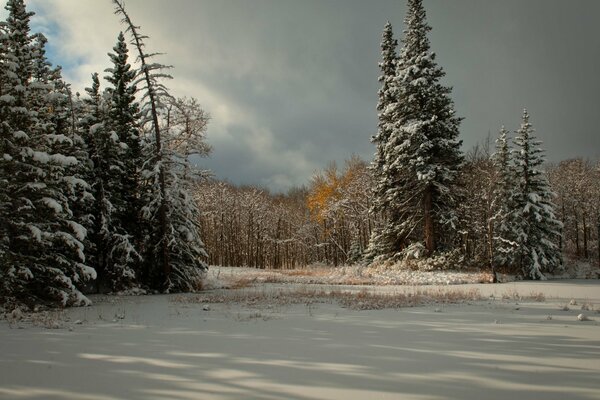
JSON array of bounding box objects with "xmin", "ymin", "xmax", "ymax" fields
[
  {"xmin": 41, "ymin": 197, "xmax": 63, "ymax": 214},
  {"xmin": 62, "ymin": 176, "xmax": 89, "ymax": 190},
  {"xmin": 78, "ymin": 263, "xmax": 97, "ymax": 281},
  {"xmin": 46, "ymin": 134, "xmax": 73, "ymax": 146},
  {"xmin": 67, "ymin": 220, "xmax": 87, "ymax": 241},
  {"xmin": 0, "ymin": 94, "xmax": 15, "ymax": 103},
  {"xmin": 50, "ymin": 154, "xmax": 78, "ymax": 166},
  {"xmin": 12, "ymin": 130, "xmax": 28, "ymax": 140},
  {"xmin": 90, "ymin": 123, "xmax": 104, "ymax": 135},
  {"xmin": 28, "ymin": 225, "xmax": 42, "ymax": 242},
  {"xmin": 1, "ymin": 280, "xmax": 599, "ymax": 400},
  {"xmin": 31, "ymin": 150, "xmax": 50, "ymax": 163}
]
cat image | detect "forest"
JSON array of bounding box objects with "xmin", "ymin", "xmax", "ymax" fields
[{"xmin": 1, "ymin": 0, "xmax": 598, "ymax": 311}]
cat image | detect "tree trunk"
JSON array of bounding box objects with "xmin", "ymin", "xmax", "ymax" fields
[
  {"xmin": 574, "ymin": 207, "xmax": 580, "ymax": 257},
  {"xmin": 597, "ymin": 218, "xmax": 600, "ymax": 268},
  {"xmin": 487, "ymin": 218, "xmax": 496, "ymax": 283},
  {"xmin": 583, "ymin": 213, "xmax": 588, "ymax": 259},
  {"xmin": 424, "ymin": 186, "xmax": 435, "ymax": 254}
]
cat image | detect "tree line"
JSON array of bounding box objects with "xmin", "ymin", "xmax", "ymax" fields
[
  {"xmin": 200, "ymin": 151, "xmax": 598, "ymax": 276},
  {"xmin": 197, "ymin": 155, "xmax": 377, "ymax": 269},
  {"xmin": 0, "ymin": 0, "xmax": 209, "ymax": 308}
]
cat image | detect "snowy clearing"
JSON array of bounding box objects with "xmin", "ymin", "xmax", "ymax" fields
[{"xmin": 1, "ymin": 279, "xmax": 600, "ymax": 400}]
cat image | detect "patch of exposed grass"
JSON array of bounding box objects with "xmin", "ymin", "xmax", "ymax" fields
[
  {"xmin": 173, "ymin": 287, "xmax": 483, "ymax": 311},
  {"xmin": 528, "ymin": 291, "xmax": 546, "ymax": 302},
  {"xmin": 502, "ymin": 289, "xmax": 546, "ymax": 302},
  {"xmin": 227, "ymin": 277, "xmax": 256, "ymax": 289}
]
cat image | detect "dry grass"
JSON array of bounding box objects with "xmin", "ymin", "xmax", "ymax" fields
[
  {"xmin": 227, "ymin": 277, "xmax": 257, "ymax": 289},
  {"xmin": 173, "ymin": 287, "xmax": 483, "ymax": 311},
  {"xmin": 476, "ymin": 272, "xmax": 495, "ymax": 283},
  {"xmin": 3, "ymin": 309, "xmax": 67, "ymax": 329},
  {"xmin": 528, "ymin": 291, "xmax": 546, "ymax": 302},
  {"xmin": 280, "ymin": 269, "xmax": 330, "ymax": 277},
  {"xmin": 501, "ymin": 289, "xmax": 546, "ymax": 302}
]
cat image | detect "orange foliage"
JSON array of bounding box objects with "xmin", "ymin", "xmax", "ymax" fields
[{"xmin": 307, "ymin": 156, "xmax": 369, "ymax": 223}]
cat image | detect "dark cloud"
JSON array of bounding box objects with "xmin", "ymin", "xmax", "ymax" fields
[{"xmin": 24, "ymin": 0, "xmax": 600, "ymax": 191}]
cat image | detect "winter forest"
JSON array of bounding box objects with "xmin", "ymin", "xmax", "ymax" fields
[
  {"xmin": 1, "ymin": 0, "xmax": 599, "ymax": 310},
  {"xmin": 2, "ymin": 1, "xmax": 600, "ymax": 399}
]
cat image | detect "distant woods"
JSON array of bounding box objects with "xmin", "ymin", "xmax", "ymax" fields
[
  {"xmin": 200, "ymin": 152, "xmax": 600, "ymax": 273},
  {"xmin": 197, "ymin": 156, "xmax": 375, "ymax": 269}
]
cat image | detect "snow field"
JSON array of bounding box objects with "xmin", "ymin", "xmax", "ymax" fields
[{"xmin": 1, "ymin": 279, "xmax": 599, "ymax": 400}]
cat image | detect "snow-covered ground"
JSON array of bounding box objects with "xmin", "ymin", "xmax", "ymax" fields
[{"xmin": 1, "ymin": 278, "xmax": 599, "ymax": 400}]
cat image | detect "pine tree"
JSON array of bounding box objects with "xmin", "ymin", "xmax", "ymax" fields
[
  {"xmin": 0, "ymin": 0, "xmax": 94, "ymax": 308},
  {"xmin": 81, "ymin": 73, "xmax": 138, "ymax": 292},
  {"xmin": 104, "ymin": 32, "xmax": 143, "ymax": 253},
  {"xmin": 511, "ymin": 109, "xmax": 562, "ymax": 279},
  {"xmin": 491, "ymin": 127, "xmax": 518, "ymax": 270},
  {"xmin": 371, "ymin": 0, "xmax": 463, "ymax": 259},
  {"xmin": 366, "ymin": 21, "xmax": 400, "ymax": 260}
]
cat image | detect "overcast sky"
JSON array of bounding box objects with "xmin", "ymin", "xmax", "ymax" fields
[{"xmin": 7, "ymin": 0, "xmax": 600, "ymax": 191}]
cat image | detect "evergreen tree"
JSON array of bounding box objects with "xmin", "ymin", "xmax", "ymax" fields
[
  {"xmin": 511, "ymin": 109, "xmax": 562, "ymax": 279},
  {"xmin": 81, "ymin": 73, "xmax": 138, "ymax": 292},
  {"xmin": 0, "ymin": 0, "xmax": 93, "ymax": 308},
  {"xmin": 491, "ymin": 127, "xmax": 518, "ymax": 269},
  {"xmin": 371, "ymin": 0, "xmax": 463, "ymax": 259},
  {"xmin": 104, "ymin": 32, "xmax": 143, "ymax": 252},
  {"xmin": 366, "ymin": 21, "xmax": 400, "ymax": 260}
]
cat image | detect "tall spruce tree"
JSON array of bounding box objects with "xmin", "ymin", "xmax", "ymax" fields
[
  {"xmin": 491, "ymin": 126, "xmax": 518, "ymax": 270},
  {"xmin": 371, "ymin": 0, "xmax": 463, "ymax": 260},
  {"xmin": 511, "ymin": 109, "xmax": 562, "ymax": 279},
  {"xmin": 81, "ymin": 73, "xmax": 138, "ymax": 292},
  {"xmin": 0, "ymin": 0, "xmax": 94, "ymax": 308},
  {"xmin": 366, "ymin": 21, "xmax": 400, "ymax": 261},
  {"xmin": 104, "ymin": 32, "xmax": 143, "ymax": 253}
]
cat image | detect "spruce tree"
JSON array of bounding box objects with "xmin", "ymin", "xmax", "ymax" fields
[
  {"xmin": 371, "ymin": 0, "xmax": 463, "ymax": 259},
  {"xmin": 511, "ymin": 109, "xmax": 562, "ymax": 279},
  {"xmin": 491, "ymin": 127, "xmax": 518, "ymax": 270},
  {"xmin": 0, "ymin": 0, "xmax": 93, "ymax": 307},
  {"xmin": 366, "ymin": 21, "xmax": 400, "ymax": 260},
  {"xmin": 104, "ymin": 32, "xmax": 143, "ymax": 252},
  {"xmin": 81, "ymin": 73, "xmax": 138, "ymax": 292}
]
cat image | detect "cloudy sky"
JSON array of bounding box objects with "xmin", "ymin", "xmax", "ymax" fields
[{"xmin": 7, "ymin": 0, "xmax": 600, "ymax": 191}]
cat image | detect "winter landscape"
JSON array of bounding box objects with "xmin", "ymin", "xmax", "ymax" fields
[{"xmin": 1, "ymin": 0, "xmax": 600, "ymax": 399}]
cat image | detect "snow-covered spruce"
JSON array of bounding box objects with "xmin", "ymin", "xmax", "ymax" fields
[
  {"xmin": 104, "ymin": 31, "xmax": 144, "ymax": 263},
  {"xmin": 491, "ymin": 126, "xmax": 518, "ymax": 268},
  {"xmin": 0, "ymin": 0, "xmax": 94, "ymax": 308},
  {"xmin": 366, "ymin": 21, "xmax": 399, "ymax": 262},
  {"xmin": 369, "ymin": 0, "xmax": 463, "ymax": 261},
  {"xmin": 510, "ymin": 109, "xmax": 562, "ymax": 279},
  {"xmin": 80, "ymin": 73, "xmax": 139, "ymax": 292}
]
